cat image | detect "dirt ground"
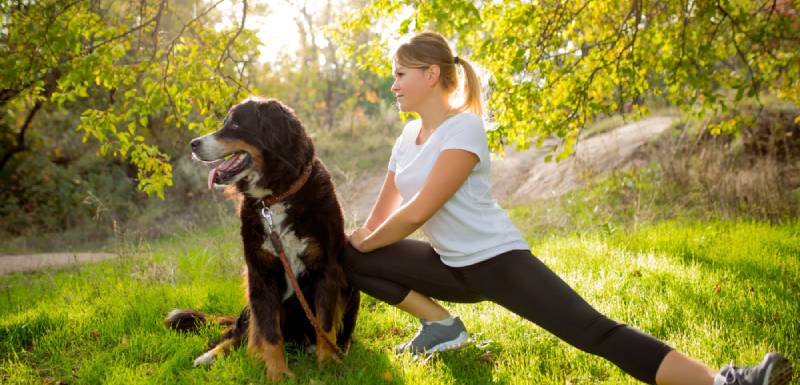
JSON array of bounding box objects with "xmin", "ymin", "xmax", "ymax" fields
[
  {"xmin": 0, "ymin": 115, "xmax": 674, "ymax": 275},
  {"xmin": 0, "ymin": 252, "xmax": 118, "ymax": 275},
  {"xmin": 489, "ymin": 115, "xmax": 675, "ymax": 206}
]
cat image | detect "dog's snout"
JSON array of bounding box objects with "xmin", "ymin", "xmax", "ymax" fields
[
  {"xmin": 189, "ymin": 134, "xmax": 227, "ymax": 161},
  {"xmin": 190, "ymin": 138, "xmax": 201, "ymax": 152}
]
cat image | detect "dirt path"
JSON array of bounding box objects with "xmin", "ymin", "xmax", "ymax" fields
[
  {"xmin": 0, "ymin": 253, "xmax": 118, "ymax": 275},
  {"xmin": 337, "ymin": 115, "xmax": 676, "ymax": 221}
]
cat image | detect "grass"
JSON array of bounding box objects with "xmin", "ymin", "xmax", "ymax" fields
[{"xmin": 1, "ymin": 214, "xmax": 798, "ymax": 384}]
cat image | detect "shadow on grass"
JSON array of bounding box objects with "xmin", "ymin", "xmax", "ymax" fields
[{"xmin": 436, "ymin": 346, "xmax": 508, "ymax": 385}]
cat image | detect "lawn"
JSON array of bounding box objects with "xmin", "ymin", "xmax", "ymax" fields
[{"xmin": 1, "ymin": 218, "xmax": 798, "ymax": 384}]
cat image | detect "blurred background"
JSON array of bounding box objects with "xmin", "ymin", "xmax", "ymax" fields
[{"xmin": 1, "ymin": 0, "xmax": 798, "ymax": 258}]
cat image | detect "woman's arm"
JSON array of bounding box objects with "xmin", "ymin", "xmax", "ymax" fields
[
  {"xmin": 356, "ymin": 149, "xmax": 479, "ymax": 252},
  {"xmin": 363, "ymin": 170, "xmax": 404, "ymax": 231}
]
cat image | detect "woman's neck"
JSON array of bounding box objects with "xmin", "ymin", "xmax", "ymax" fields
[{"xmin": 415, "ymin": 91, "xmax": 457, "ymax": 133}]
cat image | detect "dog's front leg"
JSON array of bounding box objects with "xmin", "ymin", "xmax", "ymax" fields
[
  {"xmin": 247, "ymin": 269, "xmax": 294, "ymax": 382},
  {"xmin": 313, "ymin": 266, "xmax": 347, "ymax": 367}
]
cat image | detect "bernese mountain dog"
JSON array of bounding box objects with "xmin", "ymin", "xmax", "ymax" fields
[{"xmin": 165, "ymin": 97, "xmax": 360, "ymax": 381}]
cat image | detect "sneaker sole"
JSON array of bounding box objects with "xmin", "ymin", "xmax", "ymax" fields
[
  {"xmin": 764, "ymin": 352, "xmax": 793, "ymax": 385},
  {"xmin": 425, "ymin": 331, "xmax": 471, "ymax": 354}
]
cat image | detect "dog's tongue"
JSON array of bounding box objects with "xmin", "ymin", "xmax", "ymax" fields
[
  {"xmin": 207, "ymin": 153, "xmax": 242, "ymax": 189},
  {"xmin": 207, "ymin": 168, "xmax": 218, "ymax": 190}
]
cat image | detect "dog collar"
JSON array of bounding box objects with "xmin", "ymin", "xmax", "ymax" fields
[{"xmin": 260, "ymin": 157, "xmax": 314, "ymax": 207}]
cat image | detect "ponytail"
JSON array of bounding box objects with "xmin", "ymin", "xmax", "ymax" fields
[{"xmin": 454, "ymin": 57, "xmax": 483, "ymax": 118}]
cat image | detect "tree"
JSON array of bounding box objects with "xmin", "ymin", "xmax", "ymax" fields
[
  {"xmin": 332, "ymin": 0, "xmax": 800, "ymax": 161},
  {"xmin": 1, "ymin": 0, "xmax": 261, "ymax": 198}
]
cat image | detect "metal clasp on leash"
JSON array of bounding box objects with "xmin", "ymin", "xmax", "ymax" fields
[{"xmin": 259, "ymin": 203, "xmax": 274, "ymax": 233}]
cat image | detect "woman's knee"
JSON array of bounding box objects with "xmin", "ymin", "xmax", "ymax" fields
[
  {"xmin": 341, "ymin": 242, "xmax": 367, "ymax": 276},
  {"xmin": 341, "ymin": 239, "xmax": 415, "ymax": 279}
]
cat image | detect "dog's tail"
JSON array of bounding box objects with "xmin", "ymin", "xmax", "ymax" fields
[
  {"xmin": 163, "ymin": 309, "xmax": 237, "ymax": 332},
  {"xmin": 166, "ymin": 308, "xmax": 249, "ymax": 367}
]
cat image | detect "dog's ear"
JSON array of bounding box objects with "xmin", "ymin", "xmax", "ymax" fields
[{"xmin": 256, "ymin": 100, "xmax": 301, "ymax": 147}]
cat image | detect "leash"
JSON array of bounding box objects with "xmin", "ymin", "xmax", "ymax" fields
[
  {"xmin": 257, "ymin": 158, "xmax": 346, "ymax": 359},
  {"xmin": 260, "ymin": 204, "xmax": 346, "ymax": 359}
]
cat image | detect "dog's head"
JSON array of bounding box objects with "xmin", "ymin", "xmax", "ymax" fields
[{"xmin": 190, "ymin": 97, "xmax": 314, "ymax": 198}]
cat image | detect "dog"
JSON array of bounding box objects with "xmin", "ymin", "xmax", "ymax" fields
[{"xmin": 165, "ymin": 97, "xmax": 360, "ymax": 381}]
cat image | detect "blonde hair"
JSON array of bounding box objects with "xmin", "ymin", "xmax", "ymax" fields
[{"xmin": 393, "ymin": 31, "xmax": 482, "ymax": 117}]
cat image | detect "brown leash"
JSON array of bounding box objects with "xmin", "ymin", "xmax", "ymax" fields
[{"xmin": 258, "ymin": 158, "xmax": 346, "ymax": 359}]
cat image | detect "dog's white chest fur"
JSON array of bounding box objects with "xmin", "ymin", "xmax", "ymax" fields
[{"xmin": 259, "ymin": 202, "xmax": 309, "ymax": 301}]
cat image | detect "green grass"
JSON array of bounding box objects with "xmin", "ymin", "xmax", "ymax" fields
[{"xmin": 1, "ymin": 216, "xmax": 798, "ymax": 384}]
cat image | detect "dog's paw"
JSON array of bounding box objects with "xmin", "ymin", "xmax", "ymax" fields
[
  {"xmin": 316, "ymin": 345, "xmax": 342, "ymax": 368},
  {"xmin": 192, "ymin": 350, "xmax": 216, "ymax": 367},
  {"xmin": 266, "ymin": 366, "xmax": 294, "ymax": 382}
]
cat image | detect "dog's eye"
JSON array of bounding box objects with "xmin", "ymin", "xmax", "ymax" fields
[
  {"xmin": 223, "ymin": 120, "xmax": 239, "ymax": 130},
  {"xmin": 222, "ymin": 115, "xmax": 238, "ymax": 129}
]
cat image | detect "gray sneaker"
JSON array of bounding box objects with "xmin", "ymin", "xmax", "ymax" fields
[
  {"xmin": 395, "ymin": 316, "xmax": 470, "ymax": 356},
  {"xmin": 714, "ymin": 352, "xmax": 793, "ymax": 385}
]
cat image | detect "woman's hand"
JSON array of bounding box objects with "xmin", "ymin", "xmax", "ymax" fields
[{"xmin": 347, "ymin": 226, "xmax": 373, "ymax": 253}]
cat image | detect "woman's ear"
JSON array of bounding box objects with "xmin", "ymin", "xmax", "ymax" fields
[{"xmin": 426, "ymin": 64, "xmax": 440, "ymax": 87}]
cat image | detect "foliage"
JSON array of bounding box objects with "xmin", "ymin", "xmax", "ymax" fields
[
  {"xmin": 1, "ymin": 0, "xmax": 412, "ymax": 241},
  {"xmin": 1, "ymin": 0, "xmax": 261, "ymax": 198},
  {"xmin": 333, "ymin": 0, "xmax": 800, "ymax": 161}
]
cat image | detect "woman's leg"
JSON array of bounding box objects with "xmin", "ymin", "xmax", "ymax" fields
[
  {"xmin": 343, "ymin": 243, "xmax": 790, "ymax": 384},
  {"xmin": 341, "ymin": 239, "xmax": 481, "ymax": 353},
  {"xmin": 655, "ymin": 350, "xmax": 716, "ymax": 385},
  {"xmin": 457, "ymin": 248, "xmax": 674, "ymax": 384},
  {"xmin": 395, "ymin": 289, "xmax": 451, "ymax": 321},
  {"xmin": 340, "ymin": 239, "xmax": 485, "ymax": 320}
]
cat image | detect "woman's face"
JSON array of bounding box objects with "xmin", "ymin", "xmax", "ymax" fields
[{"xmin": 391, "ymin": 61, "xmax": 432, "ymax": 113}]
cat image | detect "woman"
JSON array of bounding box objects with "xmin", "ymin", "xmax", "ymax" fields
[{"xmin": 341, "ymin": 31, "xmax": 792, "ymax": 385}]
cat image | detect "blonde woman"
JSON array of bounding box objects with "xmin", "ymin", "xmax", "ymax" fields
[{"xmin": 342, "ymin": 31, "xmax": 792, "ymax": 385}]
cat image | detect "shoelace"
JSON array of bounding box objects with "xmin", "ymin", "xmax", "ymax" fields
[{"xmin": 720, "ymin": 362, "xmax": 748, "ymax": 385}]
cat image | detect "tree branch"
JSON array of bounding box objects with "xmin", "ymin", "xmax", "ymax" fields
[
  {"xmin": 215, "ymin": 0, "xmax": 248, "ymax": 73},
  {"xmin": 0, "ymin": 100, "xmax": 42, "ymax": 171}
]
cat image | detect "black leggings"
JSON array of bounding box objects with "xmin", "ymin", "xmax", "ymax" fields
[{"xmin": 341, "ymin": 238, "xmax": 673, "ymax": 384}]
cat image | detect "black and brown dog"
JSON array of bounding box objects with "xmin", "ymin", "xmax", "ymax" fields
[{"xmin": 166, "ymin": 97, "xmax": 360, "ymax": 381}]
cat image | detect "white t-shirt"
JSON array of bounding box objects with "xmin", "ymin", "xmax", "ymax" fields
[{"xmin": 388, "ymin": 111, "xmax": 530, "ymax": 267}]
